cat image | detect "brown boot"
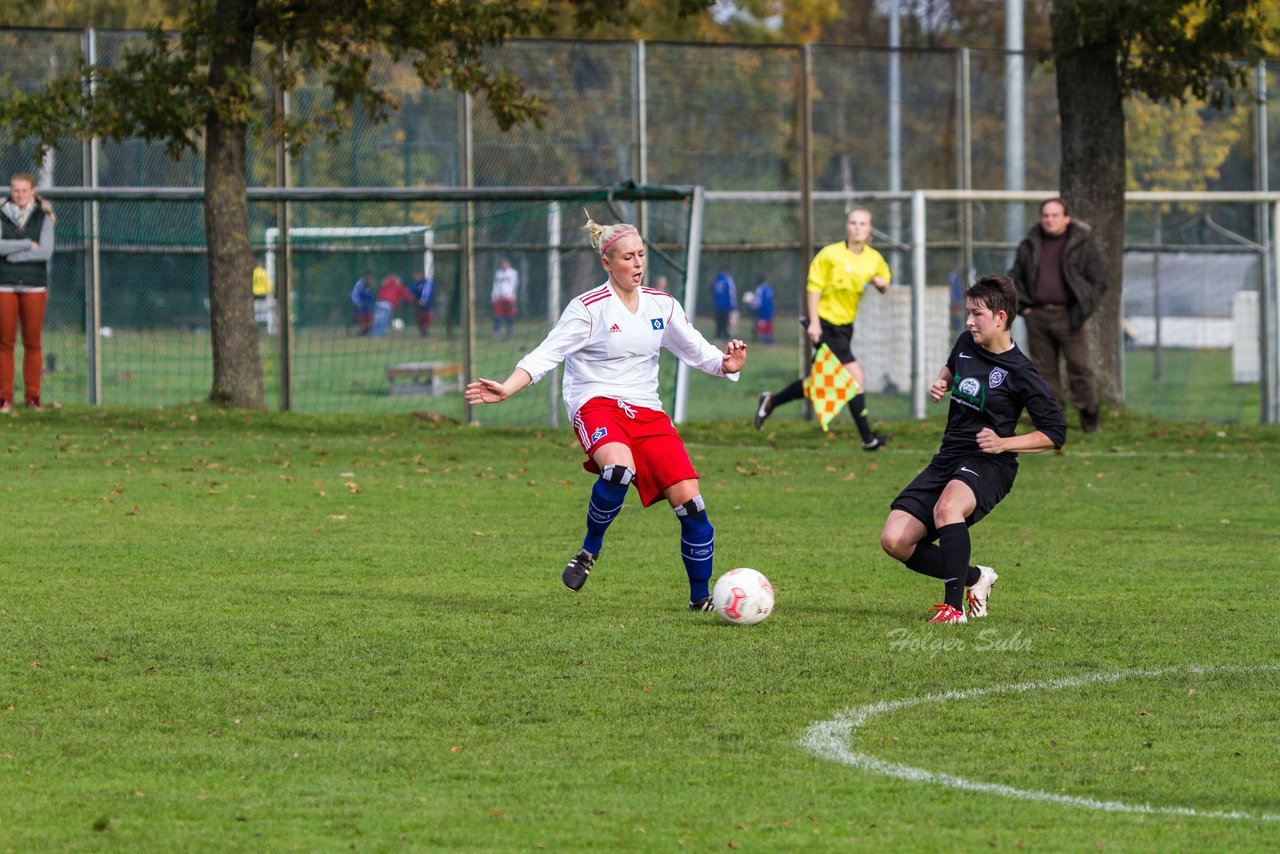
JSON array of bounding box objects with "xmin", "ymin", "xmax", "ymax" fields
[{"xmin": 1079, "ymin": 408, "xmax": 1101, "ymax": 433}]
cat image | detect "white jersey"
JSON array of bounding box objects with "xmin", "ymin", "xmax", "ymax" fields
[
  {"xmin": 517, "ymin": 282, "xmax": 738, "ymax": 420},
  {"xmin": 491, "ymin": 266, "xmax": 519, "ymax": 301}
]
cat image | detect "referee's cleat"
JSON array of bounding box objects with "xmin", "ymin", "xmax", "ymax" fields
[
  {"xmin": 689, "ymin": 595, "xmax": 716, "ymax": 612},
  {"xmin": 966, "ymin": 564, "xmax": 999, "ymax": 619},
  {"xmin": 928, "ymin": 603, "xmax": 968, "ymax": 624},
  {"xmin": 861, "ymin": 432, "xmax": 891, "ymax": 452},
  {"xmin": 562, "ymin": 548, "xmax": 597, "ymax": 592},
  {"xmin": 753, "ymin": 392, "xmax": 773, "ymax": 430}
]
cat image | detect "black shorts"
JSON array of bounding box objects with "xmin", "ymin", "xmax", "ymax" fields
[
  {"xmin": 890, "ymin": 452, "xmax": 1017, "ymax": 541},
  {"xmin": 817, "ymin": 318, "xmax": 856, "ymax": 364}
]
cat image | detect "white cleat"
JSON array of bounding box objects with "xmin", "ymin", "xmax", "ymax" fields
[{"xmin": 966, "ymin": 565, "xmax": 998, "ymax": 619}]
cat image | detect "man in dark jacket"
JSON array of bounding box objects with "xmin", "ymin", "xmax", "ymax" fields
[{"xmin": 1008, "ymin": 197, "xmax": 1107, "ymax": 433}]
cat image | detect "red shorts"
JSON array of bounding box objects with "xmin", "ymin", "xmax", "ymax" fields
[
  {"xmin": 492, "ymin": 297, "xmax": 517, "ymax": 318},
  {"xmin": 573, "ymin": 397, "xmax": 697, "ymax": 507},
  {"xmin": 756, "ymin": 319, "xmax": 774, "ymax": 336}
]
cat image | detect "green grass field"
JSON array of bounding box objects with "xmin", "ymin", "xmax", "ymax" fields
[{"xmin": 2, "ymin": 405, "xmax": 1277, "ymax": 851}]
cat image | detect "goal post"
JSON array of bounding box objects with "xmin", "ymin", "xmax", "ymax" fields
[{"xmin": 262, "ymin": 225, "xmax": 435, "ymax": 335}]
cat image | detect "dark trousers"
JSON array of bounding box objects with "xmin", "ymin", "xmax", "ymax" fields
[{"xmin": 1024, "ymin": 305, "xmax": 1097, "ymax": 413}]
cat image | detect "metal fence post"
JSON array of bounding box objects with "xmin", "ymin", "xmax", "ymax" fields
[
  {"xmin": 633, "ymin": 40, "xmax": 647, "ymax": 239},
  {"xmin": 1256, "ymin": 63, "xmax": 1274, "ymax": 423},
  {"xmin": 274, "ymin": 46, "xmax": 293, "ymax": 411},
  {"xmin": 459, "ymin": 90, "xmax": 476, "ymax": 425},
  {"xmin": 888, "ymin": 6, "xmax": 903, "ymax": 273},
  {"xmin": 82, "ymin": 27, "xmax": 102, "ymax": 406},
  {"xmin": 547, "ymin": 201, "xmax": 562, "ymax": 428},
  {"xmin": 911, "ymin": 190, "xmax": 927, "ymax": 419},
  {"xmin": 799, "ymin": 43, "xmax": 815, "ymax": 419},
  {"xmin": 673, "ymin": 186, "xmax": 705, "ymax": 424},
  {"xmin": 958, "ymin": 48, "xmax": 973, "ymax": 296},
  {"xmin": 1270, "ymin": 199, "xmax": 1280, "ymax": 424}
]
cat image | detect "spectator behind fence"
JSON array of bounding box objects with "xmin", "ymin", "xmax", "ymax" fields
[
  {"xmin": 710, "ymin": 267, "xmax": 736, "ymax": 340},
  {"xmin": 0, "ymin": 171, "xmax": 55, "ymax": 412},
  {"xmin": 491, "ymin": 258, "xmax": 519, "ymax": 339},
  {"xmin": 1008, "ymin": 197, "xmax": 1107, "ymax": 433},
  {"xmin": 351, "ymin": 272, "xmax": 376, "ymax": 336},
  {"xmin": 411, "ymin": 270, "xmax": 436, "ymax": 337},
  {"xmin": 372, "ymin": 273, "xmax": 415, "ymax": 337},
  {"xmin": 749, "ymin": 275, "xmax": 774, "ymax": 344}
]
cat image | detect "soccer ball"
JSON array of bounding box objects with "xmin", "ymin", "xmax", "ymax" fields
[{"xmin": 711, "ymin": 568, "xmax": 775, "ymax": 625}]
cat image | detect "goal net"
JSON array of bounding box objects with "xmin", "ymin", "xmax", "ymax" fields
[{"xmin": 263, "ymin": 225, "xmax": 435, "ymax": 334}]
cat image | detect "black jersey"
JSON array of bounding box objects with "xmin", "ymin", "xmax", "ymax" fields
[{"xmin": 937, "ymin": 331, "xmax": 1066, "ymax": 461}]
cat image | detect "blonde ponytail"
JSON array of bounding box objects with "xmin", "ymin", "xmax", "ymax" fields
[{"xmin": 583, "ymin": 211, "xmax": 637, "ymax": 257}]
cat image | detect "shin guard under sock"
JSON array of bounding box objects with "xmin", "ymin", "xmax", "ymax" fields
[
  {"xmin": 850, "ymin": 392, "xmax": 874, "ymax": 442},
  {"xmin": 904, "ymin": 542, "xmax": 947, "ymax": 580},
  {"xmin": 938, "ymin": 522, "xmax": 979, "ymax": 610},
  {"xmin": 582, "ymin": 465, "xmax": 633, "ymax": 555},
  {"xmin": 675, "ymin": 496, "xmax": 714, "ymax": 602}
]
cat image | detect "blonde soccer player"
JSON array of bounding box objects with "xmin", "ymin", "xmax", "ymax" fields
[{"xmin": 466, "ymin": 216, "xmax": 748, "ymax": 611}]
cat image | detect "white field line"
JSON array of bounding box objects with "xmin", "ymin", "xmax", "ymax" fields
[{"xmin": 801, "ymin": 664, "xmax": 1280, "ymax": 823}]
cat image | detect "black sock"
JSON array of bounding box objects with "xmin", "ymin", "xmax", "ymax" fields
[
  {"xmin": 938, "ymin": 522, "xmax": 978, "ymax": 610},
  {"xmin": 850, "ymin": 393, "xmax": 874, "ymax": 442},
  {"xmin": 904, "ymin": 542, "xmax": 946, "ymax": 579},
  {"xmin": 769, "ymin": 378, "xmax": 806, "ymax": 409}
]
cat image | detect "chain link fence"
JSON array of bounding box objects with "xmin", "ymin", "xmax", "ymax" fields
[{"xmin": 2, "ymin": 28, "xmax": 1277, "ymax": 422}]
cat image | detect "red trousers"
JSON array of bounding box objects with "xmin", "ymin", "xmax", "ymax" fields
[{"xmin": 0, "ymin": 290, "xmax": 47, "ymax": 404}]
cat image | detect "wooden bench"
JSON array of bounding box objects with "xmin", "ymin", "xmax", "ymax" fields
[{"xmin": 386, "ymin": 361, "xmax": 464, "ymax": 396}]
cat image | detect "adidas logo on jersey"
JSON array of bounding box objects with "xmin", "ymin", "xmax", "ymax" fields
[{"xmin": 609, "ymin": 324, "xmax": 621, "ymax": 333}]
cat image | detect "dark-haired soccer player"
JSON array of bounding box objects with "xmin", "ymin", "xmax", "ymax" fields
[{"xmin": 879, "ymin": 275, "xmax": 1066, "ymax": 624}]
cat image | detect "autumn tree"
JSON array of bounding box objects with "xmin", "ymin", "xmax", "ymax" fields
[
  {"xmin": 1050, "ymin": 0, "xmax": 1273, "ymax": 406},
  {"xmin": 0, "ymin": 0, "xmax": 711, "ymax": 409}
]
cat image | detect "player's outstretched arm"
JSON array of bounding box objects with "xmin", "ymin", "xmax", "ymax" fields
[
  {"xmin": 465, "ymin": 368, "xmax": 532, "ymax": 406},
  {"xmin": 721, "ymin": 339, "xmax": 747, "ymax": 374}
]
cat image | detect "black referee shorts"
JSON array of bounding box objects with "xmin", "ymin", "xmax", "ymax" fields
[
  {"xmin": 817, "ymin": 318, "xmax": 856, "ymax": 364},
  {"xmin": 890, "ymin": 452, "xmax": 1017, "ymax": 541}
]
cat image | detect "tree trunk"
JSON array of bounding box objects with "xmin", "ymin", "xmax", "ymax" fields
[
  {"xmin": 203, "ymin": 0, "xmax": 265, "ymax": 409},
  {"xmin": 1052, "ymin": 5, "xmax": 1126, "ymax": 409}
]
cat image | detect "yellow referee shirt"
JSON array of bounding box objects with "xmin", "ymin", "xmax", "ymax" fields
[
  {"xmin": 807, "ymin": 241, "xmax": 891, "ymax": 326},
  {"xmin": 252, "ymin": 265, "xmax": 272, "ymax": 297}
]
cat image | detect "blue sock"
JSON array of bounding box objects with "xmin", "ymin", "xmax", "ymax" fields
[
  {"xmin": 582, "ymin": 465, "xmax": 633, "ymax": 555},
  {"xmin": 676, "ymin": 496, "xmax": 714, "ymax": 602}
]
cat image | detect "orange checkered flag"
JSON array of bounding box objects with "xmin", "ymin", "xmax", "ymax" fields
[{"xmin": 803, "ymin": 344, "xmax": 859, "ymax": 432}]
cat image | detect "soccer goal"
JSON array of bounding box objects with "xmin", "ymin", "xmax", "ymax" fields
[{"xmin": 262, "ymin": 225, "xmax": 435, "ymax": 333}]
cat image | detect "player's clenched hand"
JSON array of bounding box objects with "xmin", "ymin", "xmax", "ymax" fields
[
  {"xmin": 975, "ymin": 427, "xmax": 1005, "ymax": 454},
  {"xmin": 929, "ymin": 377, "xmax": 950, "ymax": 403},
  {"xmin": 465, "ymin": 378, "xmax": 509, "ymax": 405}
]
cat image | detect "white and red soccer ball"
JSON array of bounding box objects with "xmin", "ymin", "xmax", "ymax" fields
[{"xmin": 711, "ymin": 568, "xmax": 774, "ymax": 625}]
